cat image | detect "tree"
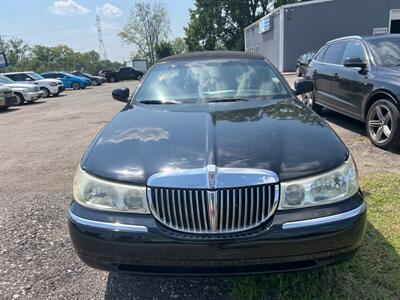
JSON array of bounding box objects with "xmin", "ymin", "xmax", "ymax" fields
[
  {"xmin": 120, "ymin": 2, "xmax": 170, "ymax": 64},
  {"xmin": 185, "ymin": 0, "xmax": 310, "ymax": 51},
  {"xmin": 185, "ymin": 0, "xmax": 271, "ymax": 51},
  {"xmin": 155, "ymin": 41, "xmax": 174, "ymax": 60},
  {"xmin": 170, "ymin": 37, "xmax": 187, "ymax": 55}
]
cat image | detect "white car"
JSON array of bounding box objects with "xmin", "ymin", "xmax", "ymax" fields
[
  {"xmin": 2, "ymin": 71, "xmax": 64, "ymax": 98},
  {"xmin": 0, "ymin": 75, "xmax": 43, "ymax": 105}
]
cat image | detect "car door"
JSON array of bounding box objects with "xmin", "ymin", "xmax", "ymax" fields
[
  {"xmin": 331, "ymin": 40, "xmax": 373, "ymax": 119},
  {"xmin": 310, "ymin": 46, "xmax": 332, "ymax": 104},
  {"xmin": 315, "ymin": 42, "xmax": 346, "ymax": 108}
]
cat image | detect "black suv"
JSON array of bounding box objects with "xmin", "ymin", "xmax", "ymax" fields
[
  {"xmin": 296, "ymin": 51, "xmax": 315, "ymax": 77},
  {"xmin": 105, "ymin": 67, "xmax": 144, "ymax": 83},
  {"xmin": 305, "ymin": 35, "xmax": 400, "ymax": 150}
]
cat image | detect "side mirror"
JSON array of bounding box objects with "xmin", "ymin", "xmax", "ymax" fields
[
  {"xmin": 294, "ymin": 79, "xmax": 314, "ymax": 96},
  {"xmin": 112, "ymin": 87, "xmax": 130, "ymax": 102},
  {"xmin": 343, "ymin": 57, "xmax": 367, "ymax": 69}
]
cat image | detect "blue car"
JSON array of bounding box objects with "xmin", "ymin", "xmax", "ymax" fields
[{"xmin": 40, "ymin": 72, "xmax": 91, "ymax": 90}]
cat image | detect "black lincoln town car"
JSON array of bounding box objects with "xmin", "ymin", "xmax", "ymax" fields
[{"xmin": 68, "ymin": 51, "xmax": 366, "ymax": 275}]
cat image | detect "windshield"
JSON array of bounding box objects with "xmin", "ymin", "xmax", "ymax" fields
[
  {"xmin": 134, "ymin": 58, "xmax": 290, "ymax": 103},
  {"xmin": 0, "ymin": 75, "xmax": 14, "ymax": 84},
  {"xmin": 28, "ymin": 72, "xmax": 44, "ymax": 80},
  {"xmin": 368, "ymin": 38, "xmax": 400, "ymax": 67}
]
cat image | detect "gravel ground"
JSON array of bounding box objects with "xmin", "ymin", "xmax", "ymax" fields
[{"xmin": 1, "ymin": 77, "xmax": 399, "ymax": 299}]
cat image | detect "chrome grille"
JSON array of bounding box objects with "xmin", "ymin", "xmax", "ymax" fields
[{"xmin": 148, "ymin": 184, "xmax": 279, "ymax": 234}]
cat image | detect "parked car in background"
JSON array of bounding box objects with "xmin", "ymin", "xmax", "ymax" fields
[
  {"xmin": 69, "ymin": 51, "xmax": 366, "ymax": 275},
  {"xmin": 2, "ymin": 71, "xmax": 64, "ymax": 98},
  {"xmin": 71, "ymin": 71, "xmax": 106, "ymax": 86},
  {"xmin": 0, "ymin": 75, "xmax": 42, "ymax": 105},
  {"xmin": 0, "ymin": 85, "xmax": 17, "ymax": 110},
  {"xmin": 103, "ymin": 67, "xmax": 144, "ymax": 83},
  {"xmin": 98, "ymin": 69, "xmax": 112, "ymax": 78},
  {"xmin": 296, "ymin": 51, "xmax": 315, "ymax": 77},
  {"xmin": 40, "ymin": 72, "xmax": 90, "ymax": 90},
  {"xmin": 305, "ymin": 34, "xmax": 400, "ymax": 150}
]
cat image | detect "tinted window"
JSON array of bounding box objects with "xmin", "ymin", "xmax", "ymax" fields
[
  {"xmin": 314, "ymin": 47, "xmax": 327, "ymax": 62},
  {"xmin": 8, "ymin": 73, "xmax": 29, "ymax": 81},
  {"xmin": 323, "ymin": 42, "xmax": 346, "ymax": 64},
  {"xmin": 135, "ymin": 59, "xmax": 290, "ymax": 103},
  {"xmin": 367, "ymin": 38, "xmax": 400, "ymax": 66},
  {"xmin": 341, "ymin": 41, "xmax": 366, "ymax": 64}
]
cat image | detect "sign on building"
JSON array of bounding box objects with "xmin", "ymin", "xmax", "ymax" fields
[
  {"xmin": 373, "ymin": 27, "xmax": 388, "ymax": 36},
  {"xmin": 259, "ymin": 16, "xmax": 271, "ymax": 34},
  {"xmin": 0, "ymin": 52, "xmax": 8, "ymax": 68}
]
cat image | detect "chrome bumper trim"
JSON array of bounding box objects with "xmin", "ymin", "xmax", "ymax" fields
[
  {"xmin": 282, "ymin": 203, "xmax": 366, "ymax": 230},
  {"xmin": 69, "ymin": 209, "xmax": 148, "ymax": 233}
]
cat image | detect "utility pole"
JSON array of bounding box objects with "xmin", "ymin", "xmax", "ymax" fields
[{"xmin": 96, "ymin": 15, "xmax": 108, "ymax": 61}]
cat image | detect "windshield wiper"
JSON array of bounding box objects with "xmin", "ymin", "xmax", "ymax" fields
[
  {"xmin": 139, "ymin": 99, "xmax": 180, "ymax": 105},
  {"xmin": 205, "ymin": 98, "xmax": 248, "ymax": 103}
]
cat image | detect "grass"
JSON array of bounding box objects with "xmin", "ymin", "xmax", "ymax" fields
[{"xmin": 231, "ymin": 174, "xmax": 400, "ymax": 300}]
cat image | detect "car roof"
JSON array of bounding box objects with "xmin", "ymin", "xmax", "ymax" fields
[
  {"xmin": 158, "ymin": 51, "xmax": 264, "ymax": 63},
  {"xmin": 1, "ymin": 71, "xmax": 34, "ymax": 75},
  {"xmin": 327, "ymin": 34, "xmax": 400, "ymax": 44}
]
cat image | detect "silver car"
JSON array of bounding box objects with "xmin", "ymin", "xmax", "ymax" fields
[{"xmin": 0, "ymin": 75, "xmax": 43, "ymax": 105}]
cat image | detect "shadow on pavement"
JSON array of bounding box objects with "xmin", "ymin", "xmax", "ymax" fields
[
  {"xmin": 0, "ymin": 107, "xmax": 20, "ymax": 114},
  {"xmin": 321, "ymin": 108, "xmax": 366, "ymax": 136},
  {"xmin": 105, "ymin": 274, "xmax": 231, "ymax": 300}
]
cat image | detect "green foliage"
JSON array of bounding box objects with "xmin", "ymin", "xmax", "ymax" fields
[
  {"xmin": 184, "ymin": 0, "xmax": 311, "ymax": 51},
  {"xmin": 170, "ymin": 37, "xmax": 188, "ymax": 55},
  {"xmin": 155, "ymin": 41, "xmax": 174, "ymax": 60},
  {"xmin": 0, "ymin": 37, "xmax": 121, "ymax": 74},
  {"xmin": 231, "ymin": 174, "xmax": 400, "ymax": 299},
  {"xmin": 185, "ymin": 0, "xmax": 270, "ymax": 51}
]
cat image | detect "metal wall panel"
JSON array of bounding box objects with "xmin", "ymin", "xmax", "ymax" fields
[
  {"xmin": 283, "ymin": 0, "xmax": 400, "ymax": 71},
  {"xmin": 245, "ymin": 11, "xmax": 281, "ymax": 69}
]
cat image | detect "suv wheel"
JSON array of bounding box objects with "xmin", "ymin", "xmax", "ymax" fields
[
  {"xmin": 301, "ymin": 91, "xmax": 323, "ymax": 114},
  {"xmin": 366, "ymin": 99, "xmax": 400, "ymax": 150},
  {"xmin": 72, "ymin": 82, "xmax": 81, "ymax": 90},
  {"xmin": 92, "ymin": 80, "xmax": 98, "ymax": 86},
  {"xmin": 296, "ymin": 66, "xmax": 302, "ymax": 77},
  {"xmin": 40, "ymin": 87, "xmax": 50, "ymax": 98},
  {"xmin": 109, "ymin": 77, "xmax": 116, "ymax": 83},
  {"xmin": 14, "ymin": 93, "xmax": 25, "ymax": 106},
  {"xmin": 137, "ymin": 75, "xmax": 143, "ymax": 81}
]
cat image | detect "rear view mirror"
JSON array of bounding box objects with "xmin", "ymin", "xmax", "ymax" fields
[
  {"xmin": 112, "ymin": 87, "xmax": 130, "ymax": 103},
  {"xmin": 294, "ymin": 79, "xmax": 314, "ymax": 96},
  {"xmin": 343, "ymin": 57, "xmax": 367, "ymax": 69}
]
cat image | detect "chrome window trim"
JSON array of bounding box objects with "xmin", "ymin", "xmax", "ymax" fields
[
  {"xmin": 147, "ymin": 165, "xmax": 279, "ymax": 189},
  {"xmin": 69, "ymin": 209, "xmax": 148, "ymax": 232},
  {"xmin": 282, "ymin": 202, "xmax": 366, "ymax": 230}
]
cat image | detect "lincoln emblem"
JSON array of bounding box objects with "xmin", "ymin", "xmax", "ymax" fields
[{"xmin": 207, "ymin": 191, "xmax": 218, "ymax": 231}]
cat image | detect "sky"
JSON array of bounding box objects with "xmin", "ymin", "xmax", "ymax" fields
[{"xmin": 0, "ymin": 0, "xmax": 195, "ymax": 62}]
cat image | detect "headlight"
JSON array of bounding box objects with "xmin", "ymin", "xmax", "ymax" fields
[
  {"xmin": 279, "ymin": 156, "xmax": 359, "ymax": 210},
  {"xmin": 49, "ymin": 82, "xmax": 57, "ymax": 86},
  {"xmin": 73, "ymin": 166, "xmax": 150, "ymax": 214}
]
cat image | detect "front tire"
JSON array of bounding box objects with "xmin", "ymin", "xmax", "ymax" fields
[
  {"xmin": 366, "ymin": 99, "xmax": 400, "ymax": 150},
  {"xmin": 137, "ymin": 75, "xmax": 143, "ymax": 81},
  {"xmin": 40, "ymin": 87, "xmax": 50, "ymax": 98},
  {"xmin": 14, "ymin": 93, "xmax": 25, "ymax": 106},
  {"xmin": 109, "ymin": 77, "xmax": 116, "ymax": 83},
  {"xmin": 72, "ymin": 82, "xmax": 81, "ymax": 90},
  {"xmin": 92, "ymin": 80, "xmax": 98, "ymax": 86}
]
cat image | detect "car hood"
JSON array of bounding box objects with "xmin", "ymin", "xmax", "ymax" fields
[
  {"xmin": 37, "ymin": 79, "xmax": 63, "ymax": 85},
  {"xmin": 82, "ymin": 98, "xmax": 348, "ymax": 185}
]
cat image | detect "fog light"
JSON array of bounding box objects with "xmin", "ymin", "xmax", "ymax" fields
[{"xmin": 285, "ymin": 184, "xmax": 305, "ymax": 206}]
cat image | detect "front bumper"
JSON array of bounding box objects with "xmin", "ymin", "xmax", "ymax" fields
[
  {"xmin": 0, "ymin": 94, "xmax": 18, "ymax": 107},
  {"xmin": 24, "ymin": 91, "xmax": 43, "ymax": 101},
  {"xmin": 68, "ymin": 191, "xmax": 366, "ymax": 275},
  {"xmin": 57, "ymin": 86, "xmax": 65, "ymax": 94}
]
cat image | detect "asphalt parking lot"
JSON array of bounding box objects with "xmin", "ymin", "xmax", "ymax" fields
[{"xmin": 0, "ymin": 77, "xmax": 399, "ymax": 299}]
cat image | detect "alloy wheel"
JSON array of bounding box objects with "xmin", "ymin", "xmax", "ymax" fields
[
  {"xmin": 72, "ymin": 82, "xmax": 80, "ymax": 90},
  {"xmin": 368, "ymin": 105, "xmax": 392, "ymax": 143},
  {"xmin": 15, "ymin": 94, "xmax": 23, "ymax": 105}
]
